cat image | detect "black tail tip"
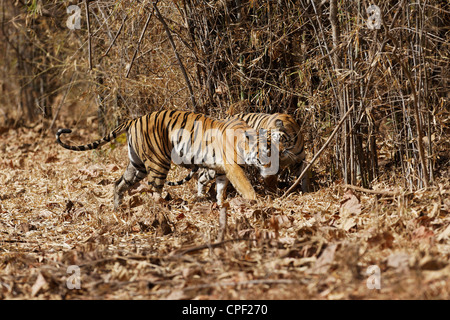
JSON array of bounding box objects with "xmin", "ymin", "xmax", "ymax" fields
[{"xmin": 57, "ymin": 128, "xmax": 72, "ymax": 135}]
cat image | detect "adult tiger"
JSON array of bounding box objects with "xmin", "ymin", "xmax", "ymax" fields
[
  {"xmin": 56, "ymin": 110, "xmax": 272, "ymax": 209},
  {"xmin": 171, "ymin": 112, "xmax": 307, "ymax": 196}
]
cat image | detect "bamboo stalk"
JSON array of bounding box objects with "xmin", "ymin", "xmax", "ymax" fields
[{"xmin": 381, "ymin": 13, "xmax": 430, "ymax": 188}]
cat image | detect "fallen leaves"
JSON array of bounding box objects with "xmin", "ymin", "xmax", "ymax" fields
[
  {"xmin": 338, "ymin": 189, "xmax": 361, "ymax": 231},
  {"xmin": 0, "ymin": 124, "xmax": 449, "ymax": 300},
  {"xmin": 44, "ymin": 154, "xmax": 59, "ymax": 163},
  {"xmin": 412, "ymin": 225, "xmax": 435, "ymax": 243},
  {"xmin": 31, "ymin": 273, "xmax": 48, "ymax": 297},
  {"xmin": 437, "ymin": 224, "xmax": 450, "ymax": 242},
  {"xmin": 310, "ymin": 243, "xmax": 338, "ymax": 274},
  {"xmin": 340, "ymin": 189, "xmax": 362, "ymax": 216},
  {"xmin": 386, "ymin": 252, "xmax": 411, "ymax": 272},
  {"xmin": 368, "ymin": 231, "xmax": 395, "ymax": 249}
]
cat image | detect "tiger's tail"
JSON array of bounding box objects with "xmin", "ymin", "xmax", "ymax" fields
[
  {"xmin": 165, "ymin": 167, "xmax": 199, "ymax": 186},
  {"xmin": 56, "ymin": 121, "xmax": 130, "ymax": 151}
]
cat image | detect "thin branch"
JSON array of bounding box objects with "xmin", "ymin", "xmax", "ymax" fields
[
  {"xmin": 329, "ymin": 0, "xmax": 341, "ymax": 69},
  {"xmin": 217, "ymin": 206, "xmax": 227, "ymax": 242},
  {"xmin": 84, "ymin": 0, "xmax": 92, "ymax": 70},
  {"xmin": 148, "ymin": 278, "xmax": 309, "ymax": 296},
  {"xmin": 101, "ymin": 14, "xmax": 128, "ymax": 60},
  {"xmin": 342, "ymin": 184, "xmax": 411, "ymax": 197},
  {"xmin": 169, "ymin": 237, "xmax": 257, "ymax": 257},
  {"xmin": 281, "ymin": 104, "xmax": 356, "ymax": 199},
  {"xmin": 152, "ymin": 1, "xmax": 197, "ymax": 111},
  {"xmin": 49, "ymin": 73, "xmax": 77, "ymax": 131},
  {"xmin": 125, "ymin": 9, "xmax": 153, "ymax": 78}
]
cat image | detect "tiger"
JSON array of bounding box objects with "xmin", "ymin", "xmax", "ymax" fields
[
  {"xmin": 235, "ymin": 113, "xmax": 306, "ymax": 178},
  {"xmin": 168, "ymin": 112, "xmax": 307, "ymax": 196},
  {"xmin": 56, "ymin": 110, "xmax": 274, "ymax": 209}
]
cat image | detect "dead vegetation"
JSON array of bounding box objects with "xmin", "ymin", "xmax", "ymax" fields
[
  {"xmin": 0, "ymin": 0, "xmax": 449, "ymax": 300},
  {"xmin": 1, "ymin": 123, "xmax": 449, "ymax": 300}
]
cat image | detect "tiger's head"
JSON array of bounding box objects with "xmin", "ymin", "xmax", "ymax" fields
[
  {"xmin": 237, "ymin": 124, "xmax": 292, "ymax": 177},
  {"xmin": 268, "ymin": 116, "xmax": 305, "ymax": 171},
  {"xmin": 220, "ymin": 119, "xmax": 280, "ymax": 175}
]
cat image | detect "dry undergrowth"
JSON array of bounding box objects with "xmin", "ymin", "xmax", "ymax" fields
[{"xmin": 0, "ymin": 123, "xmax": 449, "ymax": 300}]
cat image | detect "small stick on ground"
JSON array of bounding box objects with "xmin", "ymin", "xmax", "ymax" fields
[
  {"xmin": 342, "ymin": 184, "xmax": 405, "ymax": 197},
  {"xmin": 217, "ymin": 206, "xmax": 227, "ymax": 242},
  {"xmin": 170, "ymin": 238, "xmax": 257, "ymax": 257}
]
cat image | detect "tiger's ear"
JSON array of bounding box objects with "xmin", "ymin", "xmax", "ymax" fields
[{"xmin": 275, "ymin": 119, "xmax": 285, "ymax": 129}]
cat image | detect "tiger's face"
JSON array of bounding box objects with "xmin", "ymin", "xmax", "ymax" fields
[
  {"xmin": 230, "ymin": 126, "xmax": 271, "ymax": 167},
  {"xmin": 242, "ymin": 126, "xmax": 294, "ymax": 177},
  {"xmin": 271, "ymin": 118, "xmax": 305, "ymax": 170}
]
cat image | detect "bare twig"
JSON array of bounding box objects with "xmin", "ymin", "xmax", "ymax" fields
[
  {"xmin": 281, "ymin": 104, "xmax": 356, "ymax": 198},
  {"xmin": 217, "ymin": 206, "xmax": 227, "ymax": 242},
  {"xmin": 125, "ymin": 9, "xmax": 153, "ymax": 78},
  {"xmin": 152, "ymin": 1, "xmax": 197, "ymax": 111},
  {"xmin": 84, "ymin": 0, "xmax": 92, "ymax": 70},
  {"xmin": 48, "ymin": 73, "xmax": 77, "ymax": 131},
  {"xmin": 169, "ymin": 238, "xmax": 257, "ymax": 257},
  {"xmin": 149, "ymin": 278, "xmax": 309, "ymax": 296},
  {"xmin": 329, "ymin": 0, "xmax": 341, "ymax": 69},
  {"xmin": 342, "ymin": 184, "xmax": 408, "ymax": 197},
  {"xmin": 101, "ymin": 14, "xmax": 127, "ymax": 60}
]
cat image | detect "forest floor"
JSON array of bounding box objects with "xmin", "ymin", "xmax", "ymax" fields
[{"xmin": 0, "ymin": 120, "xmax": 449, "ymax": 300}]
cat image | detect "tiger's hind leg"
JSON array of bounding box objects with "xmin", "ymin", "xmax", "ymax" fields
[
  {"xmin": 114, "ymin": 162, "xmax": 147, "ymax": 210},
  {"xmin": 146, "ymin": 164, "xmax": 170, "ymax": 204},
  {"xmin": 197, "ymin": 169, "xmax": 216, "ymax": 198}
]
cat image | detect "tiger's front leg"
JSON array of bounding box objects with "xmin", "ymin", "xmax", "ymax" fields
[
  {"xmin": 114, "ymin": 162, "xmax": 147, "ymax": 210},
  {"xmin": 215, "ymin": 174, "xmax": 229, "ymax": 205}
]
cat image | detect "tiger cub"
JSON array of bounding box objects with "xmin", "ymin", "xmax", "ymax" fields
[{"xmin": 56, "ymin": 110, "xmax": 271, "ymax": 209}]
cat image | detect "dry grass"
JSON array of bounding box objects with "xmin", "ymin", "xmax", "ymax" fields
[{"xmin": 0, "ymin": 122, "xmax": 449, "ymax": 300}]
